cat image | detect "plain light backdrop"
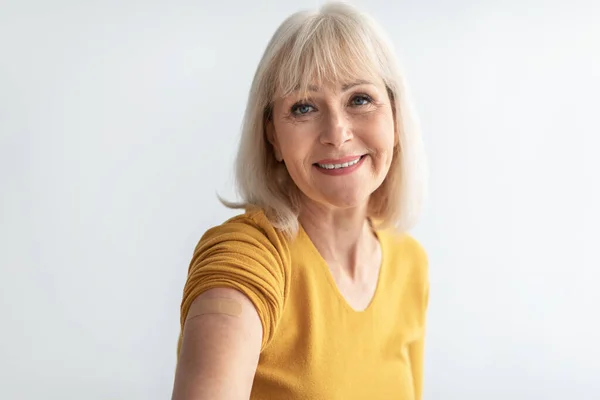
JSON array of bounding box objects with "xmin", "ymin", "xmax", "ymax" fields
[{"xmin": 1, "ymin": 0, "xmax": 599, "ymax": 399}]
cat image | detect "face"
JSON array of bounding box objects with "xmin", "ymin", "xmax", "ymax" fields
[{"xmin": 267, "ymin": 76, "xmax": 396, "ymax": 211}]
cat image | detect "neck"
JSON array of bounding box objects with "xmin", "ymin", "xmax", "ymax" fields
[{"xmin": 298, "ymin": 198, "xmax": 377, "ymax": 280}]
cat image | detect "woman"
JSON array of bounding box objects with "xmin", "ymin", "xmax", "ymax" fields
[{"xmin": 172, "ymin": 2, "xmax": 428, "ymax": 399}]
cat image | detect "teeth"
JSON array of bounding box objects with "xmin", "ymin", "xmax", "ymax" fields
[{"xmin": 318, "ymin": 157, "xmax": 361, "ymax": 170}]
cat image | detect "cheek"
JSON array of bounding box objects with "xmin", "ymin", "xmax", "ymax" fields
[
  {"xmin": 379, "ymin": 112, "xmax": 396, "ymax": 149},
  {"xmin": 275, "ymin": 119, "xmax": 313, "ymax": 155},
  {"xmin": 364, "ymin": 114, "xmax": 395, "ymax": 157},
  {"xmin": 274, "ymin": 124, "xmax": 314, "ymax": 174}
]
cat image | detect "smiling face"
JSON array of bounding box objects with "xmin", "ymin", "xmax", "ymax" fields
[{"xmin": 267, "ymin": 76, "xmax": 396, "ymax": 211}]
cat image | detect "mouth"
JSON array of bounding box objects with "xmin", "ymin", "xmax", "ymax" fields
[{"xmin": 314, "ymin": 155, "xmax": 365, "ymax": 170}]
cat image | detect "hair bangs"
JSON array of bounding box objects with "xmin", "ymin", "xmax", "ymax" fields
[
  {"xmin": 223, "ymin": 2, "xmax": 426, "ymax": 237},
  {"xmin": 273, "ymin": 15, "xmax": 386, "ymax": 100}
]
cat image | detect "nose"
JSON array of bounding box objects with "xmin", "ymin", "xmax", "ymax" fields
[{"xmin": 319, "ymin": 108, "xmax": 352, "ymax": 147}]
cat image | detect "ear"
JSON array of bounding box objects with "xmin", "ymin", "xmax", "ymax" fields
[{"xmin": 266, "ymin": 120, "xmax": 283, "ymax": 162}]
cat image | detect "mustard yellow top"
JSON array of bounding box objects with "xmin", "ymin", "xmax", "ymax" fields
[{"xmin": 178, "ymin": 209, "xmax": 429, "ymax": 399}]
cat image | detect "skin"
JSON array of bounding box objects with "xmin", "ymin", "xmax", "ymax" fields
[
  {"xmin": 172, "ymin": 287, "xmax": 262, "ymax": 400},
  {"xmin": 267, "ymin": 76, "xmax": 396, "ymax": 310},
  {"xmin": 172, "ymin": 75, "xmax": 397, "ymax": 400}
]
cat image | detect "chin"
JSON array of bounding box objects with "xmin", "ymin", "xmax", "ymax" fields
[
  {"xmin": 318, "ymin": 189, "xmax": 372, "ymax": 210},
  {"xmin": 296, "ymin": 178, "xmax": 379, "ymax": 210}
]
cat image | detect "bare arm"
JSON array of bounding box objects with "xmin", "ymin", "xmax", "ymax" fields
[{"xmin": 171, "ymin": 287, "xmax": 263, "ymax": 400}]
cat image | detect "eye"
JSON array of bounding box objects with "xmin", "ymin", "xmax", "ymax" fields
[
  {"xmin": 291, "ymin": 103, "xmax": 315, "ymax": 115},
  {"xmin": 350, "ymin": 94, "xmax": 372, "ymax": 106}
]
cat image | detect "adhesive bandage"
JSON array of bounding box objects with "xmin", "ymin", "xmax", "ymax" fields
[{"xmin": 186, "ymin": 297, "xmax": 243, "ymax": 321}]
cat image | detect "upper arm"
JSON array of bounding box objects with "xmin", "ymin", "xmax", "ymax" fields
[
  {"xmin": 172, "ymin": 214, "xmax": 291, "ymax": 400},
  {"xmin": 172, "ymin": 287, "xmax": 263, "ymax": 400}
]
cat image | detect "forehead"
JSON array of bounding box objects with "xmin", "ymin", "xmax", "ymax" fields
[{"xmin": 274, "ymin": 72, "xmax": 385, "ymax": 100}]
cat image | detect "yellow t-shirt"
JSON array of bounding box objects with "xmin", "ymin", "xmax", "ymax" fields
[{"xmin": 178, "ymin": 209, "xmax": 429, "ymax": 399}]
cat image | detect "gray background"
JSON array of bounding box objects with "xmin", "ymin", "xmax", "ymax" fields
[{"xmin": 1, "ymin": 0, "xmax": 599, "ymax": 398}]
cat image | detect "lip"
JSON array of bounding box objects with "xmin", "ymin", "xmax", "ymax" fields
[
  {"xmin": 314, "ymin": 155, "xmax": 364, "ymax": 165},
  {"xmin": 313, "ymin": 155, "xmax": 366, "ymax": 176}
]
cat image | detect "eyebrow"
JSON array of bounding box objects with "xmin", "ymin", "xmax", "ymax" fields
[
  {"xmin": 296, "ymin": 79, "xmax": 374, "ymax": 93},
  {"xmin": 341, "ymin": 80, "xmax": 373, "ymax": 91}
]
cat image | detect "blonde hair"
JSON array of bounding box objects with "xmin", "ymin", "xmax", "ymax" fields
[{"xmin": 222, "ymin": 2, "xmax": 427, "ymax": 237}]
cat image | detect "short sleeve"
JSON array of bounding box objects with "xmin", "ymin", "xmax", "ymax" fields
[{"xmin": 178, "ymin": 211, "xmax": 291, "ymax": 354}]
